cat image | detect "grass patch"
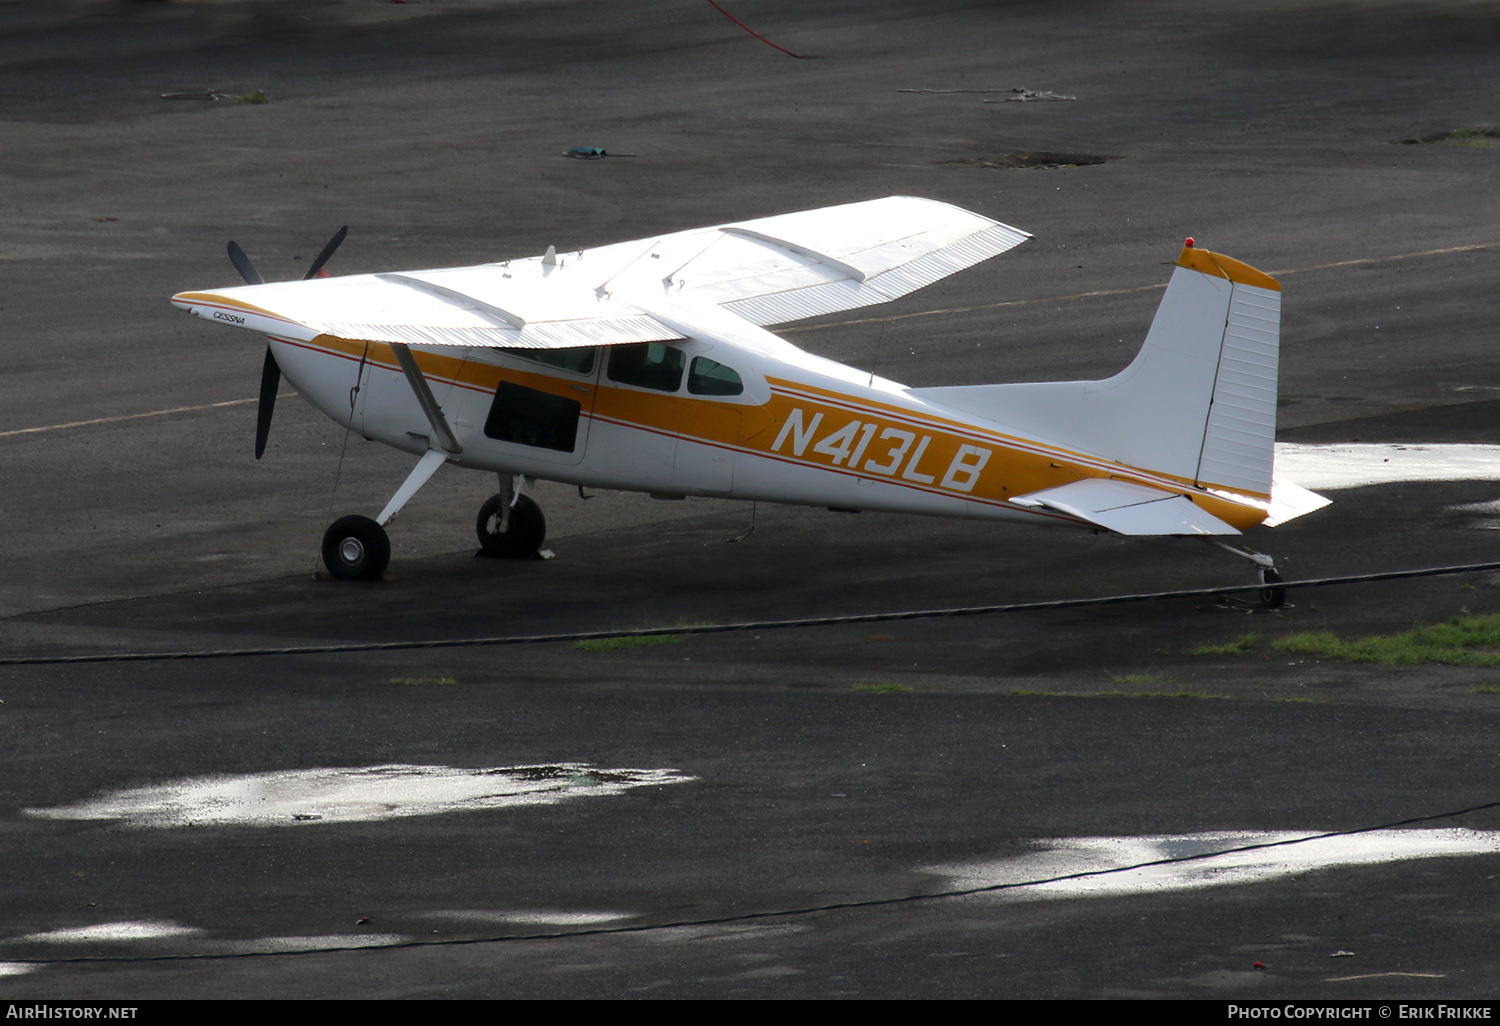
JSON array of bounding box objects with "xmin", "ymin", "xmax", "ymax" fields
[
  {"xmin": 1446, "ymin": 128, "xmax": 1499, "ymax": 148},
  {"xmin": 1184, "ymin": 633, "xmax": 1259, "ymax": 657},
  {"xmin": 1272, "ymin": 613, "xmax": 1500, "ymax": 667},
  {"xmin": 850, "ymin": 682, "xmax": 912, "ymax": 694},
  {"xmin": 1472, "ymin": 686, "xmax": 1500, "ymax": 694},
  {"xmin": 1271, "ymin": 696, "xmax": 1323, "ymax": 704},
  {"xmin": 389, "ymin": 677, "xmax": 457, "ymax": 686},
  {"xmin": 1110, "ymin": 673, "xmax": 1170, "ymax": 685},
  {"xmin": 1010, "ymin": 689, "xmax": 1226, "ymax": 700},
  {"xmin": 239, "ymin": 90, "xmax": 270, "ymax": 104}
]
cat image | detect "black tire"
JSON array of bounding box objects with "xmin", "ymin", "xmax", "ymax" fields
[
  {"xmin": 321, "ymin": 515, "xmax": 391, "ymax": 581},
  {"xmin": 476, "ymin": 493, "xmax": 546, "ymax": 558},
  {"xmin": 1259, "ymin": 568, "xmax": 1286, "ymax": 609}
]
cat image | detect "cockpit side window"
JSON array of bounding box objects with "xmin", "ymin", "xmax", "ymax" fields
[
  {"xmin": 503, "ymin": 347, "xmax": 596, "ymax": 376},
  {"xmin": 687, "ymin": 356, "xmax": 744, "ymax": 397},
  {"xmin": 607, "ymin": 342, "xmax": 686, "ymax": 392}
]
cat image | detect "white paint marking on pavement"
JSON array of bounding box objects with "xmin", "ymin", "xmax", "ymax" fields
[
  {"xmin": 219, "ymin": 934, "xmax": 409, "ymax": 953},
  {"xmin": 428, "ymin": 910, "xmax": 633, "ymax": 927},
  {"xmin": 20, "ymin": 920, "xmax": 204, "ymax": 943},
  {"xmin": 931, "ymin": 829, "xmax": 1500, "ymax": 901},
  {"xmin": 1276, "ymin": 443, "xmax": 1500, "ymax": 490}
]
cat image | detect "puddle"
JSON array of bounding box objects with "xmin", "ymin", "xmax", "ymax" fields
[
  {"xmin": 0, "ymin": 963, "xmax": 37, "ymax": 976},
  {"xmin": 936, "ymin": 152, "xmax": 1116, "ymax": 170},
  {"xmin": 428, "ymin": 910, "xmax": 632, "ymax": 927},
  {"xmin": 1276, "ymin": 443, "xmax": 1500, "ymax": 490},
  {"xmin": 930, "ymin": 828, "xmax": 1500, "ymax": 902},
  {"xmin": 20, "ymin": 921, "xmax": 203, "ymax": 943},
  {"xmin": 23, "ymin": 763, "xmax": 695, "ymax": 828}
]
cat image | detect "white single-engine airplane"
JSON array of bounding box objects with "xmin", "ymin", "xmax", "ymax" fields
[{"xmin": 172, "ymin": 197, "xmax": 1328, "ymax": 604}]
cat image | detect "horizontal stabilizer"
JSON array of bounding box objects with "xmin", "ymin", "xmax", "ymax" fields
[
  {"xmin": 1011, "ymin": 479, "xmax": 1239, "ymax": 536},
  {"xmin": 1262, "ymin": 477, "xmax": 1331, "ymax": 527}
]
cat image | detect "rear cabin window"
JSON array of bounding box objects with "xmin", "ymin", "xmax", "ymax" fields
[
  {"xmin": 484, "ymin": 381, "xmax": 581, "ymax": 452},
  {"xmin": 607, "ymin": 342, "xmax": 685, "ymax": 392},
  {"xmin": 503, "ymin": 347, "xmax": 596, "ymax": 376},
  {"xmin": 687, "ymin": 357, "xmax": 744, "ymax": 397}
]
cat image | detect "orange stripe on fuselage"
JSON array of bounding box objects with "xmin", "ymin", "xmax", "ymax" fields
[
  {"xmin": 280, "ymin": 337, "xmax": 1268, "ymax": 530},
  {"xmin": 760, "ymin": 378, "xmax": 1269, "ymax": 529}
]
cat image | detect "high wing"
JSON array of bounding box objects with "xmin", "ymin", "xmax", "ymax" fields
[
  {"xmin": 171, "ymin": 263, "xmax": 688, "ymax": 351},
  {"xmin": 171, "ymin": 197, "xmax": 1029, "ymax": 347}
]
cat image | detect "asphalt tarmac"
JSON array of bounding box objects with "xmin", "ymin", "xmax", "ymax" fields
[{"xmin": 3, "ymin": 0, "xmax": 1500, "ymax": 1000}]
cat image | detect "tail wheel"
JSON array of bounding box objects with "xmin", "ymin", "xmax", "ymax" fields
[
  {"xmin": 476, "ymin": 493, "xmax": 546, "ymax": 559},
  {"xmin": 321, "ymin": 515, "xmax": 390, "ymax": 581},
  {"xmin": 1259, "ymin": 568, "xmax": 1287, "ymax": 609}
]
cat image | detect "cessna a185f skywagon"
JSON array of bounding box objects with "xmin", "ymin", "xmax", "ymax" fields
[{"xmin": 172, "ymin": 197, "xmax": 1328, "ymax": 603}]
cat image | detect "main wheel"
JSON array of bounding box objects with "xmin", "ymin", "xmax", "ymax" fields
[
  {"xmin": 476, "ymin": 493, "xmax": 546, "ymax": 558},
  {"xmin": 321, "ymin": 515, "xmax": 390, "ymax": 581},
  {"xmin": 1259, "ymin": 568, "xmax": 1287, "ymax": 609}
]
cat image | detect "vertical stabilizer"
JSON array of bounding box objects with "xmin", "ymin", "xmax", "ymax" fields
[{"xmin": 910, "ymin": 244, "xmax": 1282, "ymax": 499}]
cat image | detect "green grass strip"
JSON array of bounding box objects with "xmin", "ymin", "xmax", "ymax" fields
[
  {"xmin": 1273, "ymin": 613, "xmax": 1500, "ymax": 667},
  {"xmin": 1184, "ymin": 633, "xmax": 1259, "ymax": 656}
]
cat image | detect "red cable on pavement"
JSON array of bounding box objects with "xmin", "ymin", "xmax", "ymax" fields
[{"xmin": 707, "ymin": 0, "xmax": 810, "ymax": 58}]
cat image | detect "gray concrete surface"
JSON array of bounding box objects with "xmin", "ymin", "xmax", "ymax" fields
[{"xmin": 3, "ymin": 0, "xmax": 1500, "ymax": 999}]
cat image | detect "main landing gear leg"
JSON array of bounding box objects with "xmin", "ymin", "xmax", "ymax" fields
[
  {"xmin": 321, "ymin": 449, "xmax": 448, "ymax": 581},
  {"xmin": 322, "ymin": 344, "xmax": 465, "ymax": 581},
  {"xmin": 476, "ymin": 473, "xmax": 546, "ymax": 559},
  {"xmin": 1205, "ymin": 539, "xmax": 1286, "ymax": 609}
]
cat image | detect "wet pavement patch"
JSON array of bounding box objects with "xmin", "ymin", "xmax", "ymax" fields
[
  {"xmin": 935, "ymin": 152, "xmax": 1117, "ymax": 170},
  {"xmin": 23, "ymin": 763, "xmax": 694, "ymax": 828},
  {"xmin": 931, "ymin": 829, "xmax": 1500, "ymax": 901}
]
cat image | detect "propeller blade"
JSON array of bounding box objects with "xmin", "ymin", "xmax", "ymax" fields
[
  {"xmin": 303, "ymin": 226, "xmax": 348, "ymax": 280},
  {"xmin": 227, "ymin": 240, "xmax": 264, "ymax": 285},
  {"xmin": 255, "ymin": 346, "xmax": 281, "ymax": 460}
]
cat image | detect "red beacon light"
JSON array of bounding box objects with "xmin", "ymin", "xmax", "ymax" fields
[{"xmin": 1184, "ymin": 237, "xmax": 1195, "ymax": 248}]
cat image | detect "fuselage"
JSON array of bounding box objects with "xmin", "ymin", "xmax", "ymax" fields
[{"xmin": 267, "ymin": 329, "xmax": 1270, "ymax": 533}]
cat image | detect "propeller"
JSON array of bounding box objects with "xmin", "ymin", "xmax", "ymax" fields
[{"xmin": 227, "ymin": 228, "xmax": 348, "ymax": 459}]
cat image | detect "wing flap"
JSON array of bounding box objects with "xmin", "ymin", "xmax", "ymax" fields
[
  {"xmin": 1011, "ymin": 479, "xmax": 1240, "ymax": 536},
  {"xmin": 705, "ymin": 205, "xmax": 1029, "ymax": 325},
  {"xmin": 598, "ymin": 197, "xmax": 1029, "ymax": 326}
]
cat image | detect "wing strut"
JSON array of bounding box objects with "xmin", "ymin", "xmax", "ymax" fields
[
  {"xmin": 374, "ymin": 344, "xmax": 463, "ymax": 526},
  {"xmin": 390, "ymin": 343, "xmax": 463, "ymax": 455}
]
